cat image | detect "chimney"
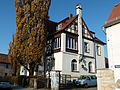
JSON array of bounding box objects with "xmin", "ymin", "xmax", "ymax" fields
[
  {"xmin": 76, "ymin": 4, "xmax": 83, "ymax": 56},
  {"xmin": 69, "ymin": 13, "xmax": 73, "ymax": 19},
  {"xmin": 76, "ymin": 4, "xmax": 82, "ymax": 16}
]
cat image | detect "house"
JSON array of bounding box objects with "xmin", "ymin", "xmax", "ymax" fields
[
  {"xmin": 104, "ymin": 3, "xmax": 120, "ymax": 89},
  {"xmin": 45, "ymin": 4, "xmax": 105, "ymax": 78},
  {"xmin": 20, "ymin": 4, "xmax": 105, "ymax": 77},
  {"xmin": 0, "ymin": 53, "xmax": 13, "ymax": 76}
]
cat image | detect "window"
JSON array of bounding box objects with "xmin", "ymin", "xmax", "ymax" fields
[
  {"xmin": 54, "ymin": 37, "xmax": 61, "ymax": 49},
  {"xmin": 66, "ymin": 37, "xmax": 77, "ymax": 50},
  {"xmin": 5, "ymin": 73, "xmax": 7, "ymax": 76},
  {"xmin": 71, "ymin": 60, "xmax": 77, "ymax": 71},
  {"xmin": 84, "ymin": 42, "xmax": 90, "ymax": 53},
  {"xmin": 6, "ymin": 64, "xmax": 9, "ymax": 69},
  {"xmin": 97, "ymin": 46, "xmax": 101, "ymax": 56},
  {"xmin": 88, "ymin": 62, "xmax": 94, "ymax": 73},
  {"xmin": 57, "ymin": 24, "xmax": 62, "ymax": 30}
]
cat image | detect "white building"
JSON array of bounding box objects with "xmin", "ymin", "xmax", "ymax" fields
[
  {"xmin": 20, "ymin": 4, "xmax": 105, "ymax": 77},
  {"xmin": 104, "ymin": 3, "xmax": 120, "ymax": 90},
  {"xmin": 45, "ymin": 4, "xmax": 105, "ymax": 78}
]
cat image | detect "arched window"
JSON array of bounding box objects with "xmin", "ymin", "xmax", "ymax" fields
[
  {"xmin": 71, "ymin": 59, "xmax": 77, "ymax": 71},
  {"xmin": 88, "ymin": 62, "xmax": 94, "ymax": 73}
]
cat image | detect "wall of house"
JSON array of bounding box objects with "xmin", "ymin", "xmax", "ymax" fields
[
  {"xmin": 79, "ymin": 57, "xmax": 95, "ymax": 75},
  {"xmin": 96, "ymin": 43, "xmax": 105, "ymax": 69},
  {"xmin": 61, "ymin": 52, "xmax": 80, "ymax": 77},
  {"xmin": 0, "ymin": 63, "xmax": 12, "ymax": 76},
  {"xmin": 54, "ymin": 52, "xmax": 63, "ymax": 71},
  {"xmin": 106, "ymin": 23, "xmax": 120, "ymax": 69},
  {"xmin": 83, "ymin": 39, "xmax": 94, "ymax": 57},
  {"xmin": 106, "ymin": 23, "xmax": 120, "ymax": 84}
]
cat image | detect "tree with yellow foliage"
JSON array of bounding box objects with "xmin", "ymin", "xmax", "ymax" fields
[{"xmin": 9, "ymin": 0, "xmax": 51, "ymax": 76}]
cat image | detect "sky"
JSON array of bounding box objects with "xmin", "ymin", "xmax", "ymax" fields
[{"xmin": 0, "ymin": 0, "xmax": 120, "ymax": 57}]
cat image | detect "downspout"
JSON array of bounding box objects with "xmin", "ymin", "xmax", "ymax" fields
[{"xmin": 93, "ymin": 37, "xmax": 97, "ymax": 73}]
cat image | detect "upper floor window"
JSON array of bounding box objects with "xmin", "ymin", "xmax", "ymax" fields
[
  {"xmin": 66, "ymin": 37, "xmax": 77, "ymax": 50},
  {"xmin": 97, "ymin": 46, "xmax": 101, "ymax": 56},
  {"xmin": 84, "ymin": 42, "xmax": 90, "ymax": 53},
  {"xmin": 71, "ymin": 59, "xmax": 77, "ymax": 72},
  {"xmin": 54, "ymin": 37, "xmax": 61, "ymax": 49}
]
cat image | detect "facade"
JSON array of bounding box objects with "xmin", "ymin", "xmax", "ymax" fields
[
  {"xmin": 20, "ymin": 4, "xmax": 105, "ymax": 77},
  {"xmin": 104, "ymin": 3, "xmax": 120, "ymax": 90},
  {"xmin": 0, "ymin": 53, "xmax": 13, "ymax": 76},
  {"xmin": 45, "ymin": 4, "xmax": 105, "ymax": 78}
]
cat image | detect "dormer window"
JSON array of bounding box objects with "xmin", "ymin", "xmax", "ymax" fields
[{"xmin": 56, "ymin": 24, "xmax": 62, "ymax": 30}]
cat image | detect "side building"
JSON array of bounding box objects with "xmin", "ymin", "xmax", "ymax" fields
[
  {"xmin": 0, "ymin": 53, "xmax": 13, "ymax": 76},
  {"xmin": 104, "ymin": 3, "xmax": 120, "ymax": 88}
]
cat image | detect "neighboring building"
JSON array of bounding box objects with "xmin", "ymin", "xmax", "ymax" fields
[
  {"xmin": 0, "ymin": 53, "xmax": 13, "ymax": 76},
  {"xmin": 45, "ymin": 4, "xmax": 105, "ymax": 78},
  {"xmin": 20, "ymin": 4, "xmax": 106, "ymax": 77},
  {"xmin": 104, "ymin": 3, "xmax": 120, "ymax": 89}
]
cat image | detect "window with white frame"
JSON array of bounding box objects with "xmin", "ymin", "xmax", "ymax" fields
[
  {"xmin": 54, "ymin": 37, "xmax": 61, "ymax": 49},
  {"xmin": 97, "ymin": 46, "xmax": 101, "ymax": 56},
  {"xmin": 84, "ymin": 42, "xmax": 90, "ymax": 53},
  {"xmin": 66, "ymin": 37, "xmax": 77, "ymax": 50},
  {"xmin": 71, "ymin": 59, "xmax": 77, "ymax": 71}
]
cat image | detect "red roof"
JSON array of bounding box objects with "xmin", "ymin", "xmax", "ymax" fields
[
  {"xmin": 0, "ymin": 54, "xmax": 11, "ymax": 64},
  {"xmin": 48, "ymin": 14, "xmax": 105, "ymax": 44},
  {"xmin": 106, "ymin": 3, "xmax": 120, "ymax": 24}
]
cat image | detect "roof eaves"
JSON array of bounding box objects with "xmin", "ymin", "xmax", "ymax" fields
[
  {"xmin": 104, "ymin": 18, "xmax": 120, "ymax": 28},
  {"xmin": 94, "ymin": 37, "xmax": 106, "ymax": 45}
]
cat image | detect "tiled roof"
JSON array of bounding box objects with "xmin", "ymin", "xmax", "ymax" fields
[
  {"xmin": 106, "ymin": 3, "xmax": 120, "ymax": 24},
  {"xmin": 0, "ymin": 53, "xmax": 11, "ymax": 64},
  {"xmin": 48, "ymin": 14, "xmax": 105, "ymax": 44},
  {"xmin": 59, "ymin": 15, "xmax": 78, "ymax": 30}
]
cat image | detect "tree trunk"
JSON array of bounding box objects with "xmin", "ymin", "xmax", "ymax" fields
[{"xmin": 29, "ymin": 64, "xmax": 35, "ymax": 76}]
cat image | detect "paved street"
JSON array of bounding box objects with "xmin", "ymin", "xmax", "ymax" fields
[
  {"xmin": 12, "ymin": 87, "xmax": 97, "ymax": 90},
  {"xmin": 63, "ymin": 87, "xmax": 97, "ymax": 90}
]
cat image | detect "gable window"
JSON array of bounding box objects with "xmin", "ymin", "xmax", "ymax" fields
[
  {"xmin": 66, "ymin": 37, "xmax": 77, "ymax": 50},
  {"xmin": 54, "ymin": 37, "xmax": 61, "ymax": 49},
  {"xmin": 97, "ymin": 46, "xmax": 101, "ymax": 56},
  {"xmin": 84, "ymin": 42, "xmax": 90, "ymax": 53},
  {"xmin": 71, "ymin": 59, "xmax": 77, "ymax": 72}
]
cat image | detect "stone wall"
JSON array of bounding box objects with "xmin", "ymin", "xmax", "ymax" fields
[{"xmin": 97, "ymin": 69, "xmax": 115, "ymax": 90}]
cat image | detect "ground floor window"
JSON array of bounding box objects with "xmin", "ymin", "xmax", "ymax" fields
[
  {"xmin": 71, "ymin": 59, "xmax": 77, "ymax": 72},
  {"xmin": 88, "ymin": 62, "xmax": 94, "ymax": 73}
]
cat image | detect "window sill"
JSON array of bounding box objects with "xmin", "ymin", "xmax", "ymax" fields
[{"xmin": 71, "ymin": 71, "xmax": 79, "ymax": 73}]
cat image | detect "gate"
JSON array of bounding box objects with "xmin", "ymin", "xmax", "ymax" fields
[{"xmin": 60, "ymin": 74, "xmax": 71, "ymax": 88}]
